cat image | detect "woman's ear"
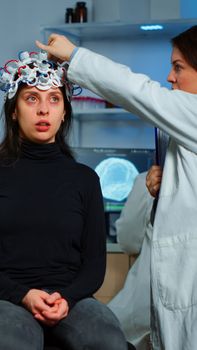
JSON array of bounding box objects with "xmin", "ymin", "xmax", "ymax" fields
[
  {"xmin": 12, "ymin": 112, "xmax": 17, "ymax": 120},
  {"xmin": 62, "ymin": 111, "xmax": 65, "ymax": 122}
]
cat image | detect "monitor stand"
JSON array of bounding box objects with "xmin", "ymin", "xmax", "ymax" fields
[{"xmin": 105, "ymin": 212, "xmax": 120, "ymax": 243}]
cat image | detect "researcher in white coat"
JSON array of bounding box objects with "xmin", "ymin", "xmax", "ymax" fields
[
  {"xmin": 36, "ymin": 25, "xmax": 197, "ymax": 350},
  {"xmin": 108, "ymin": 165, "xmax": 163, "ymax": 350},
  {"xmin": 108, "ymin": 172, "xmax": 153, "ymax": 350}
]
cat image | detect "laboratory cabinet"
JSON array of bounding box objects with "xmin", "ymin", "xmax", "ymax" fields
[
  {"xmin": 40, "ymin": 17, "xmax": 197, "ymax": 152},
  {"xmin": 41, "ymin": 18, "xmax": 196, "ymax": 302}
]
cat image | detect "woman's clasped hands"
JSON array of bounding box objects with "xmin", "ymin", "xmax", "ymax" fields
[{"xmin": 22, "ymin": 289, "xmax": 69, "ymax": 326}]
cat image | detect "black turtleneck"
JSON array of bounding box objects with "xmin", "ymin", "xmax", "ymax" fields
[{"xmin": 0, "ymin": 141, "xmax": 106, "ymax": 308}]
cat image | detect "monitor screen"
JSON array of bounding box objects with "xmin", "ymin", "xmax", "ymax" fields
[{"xmin": 73, "ymin": 147, "xmax": 155, "ymax": 213}]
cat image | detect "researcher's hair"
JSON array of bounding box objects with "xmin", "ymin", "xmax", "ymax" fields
[
  {"xmin": 171, "ymin": 25, "xmax": 197, "ymax": 71},
  {"xmin": 0, "ymin": 84, "xmax": 74, "ymax": 160}
]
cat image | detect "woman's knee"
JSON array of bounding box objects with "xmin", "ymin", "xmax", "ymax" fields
[
  {"xmin": 56, "ymin": 298, "xmax": 127, "ymax": 349},
  {"xmin": 0, "ymin": 301, "xmax": 43, "ymax": 350},
  {"xmin": 84, "ymin": 299, "xmax": 127, "ymax": 349}
]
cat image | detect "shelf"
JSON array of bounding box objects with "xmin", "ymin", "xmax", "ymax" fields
[
  {"xmin": 41, "ymin": 18, "xmax": 197, "ymax": 42},
  {"xmin": 73, "ymin": 108, "xmax": 127, "ymax": 114},
  {"xmin": 72, "ymin": 108, "xmax": 140, "ymax": 121}
]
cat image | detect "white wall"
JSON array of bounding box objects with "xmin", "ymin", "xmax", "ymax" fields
[{"xmin": 0, "ymin": 0, "xmax": 68, "ymax": 61}]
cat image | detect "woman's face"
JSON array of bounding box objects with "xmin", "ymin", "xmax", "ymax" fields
[
  {"xmin": 13, "ymin": 86, "xmax": 65, "ymax": 143},
  {"xmin": 167, "ymin": 46, "xmax": 197, "ymax": 93}
]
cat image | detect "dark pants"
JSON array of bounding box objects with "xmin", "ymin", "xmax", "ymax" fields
[{"xmin": 0, "ymin": 298, "xmax": 128, "ymax": 350}]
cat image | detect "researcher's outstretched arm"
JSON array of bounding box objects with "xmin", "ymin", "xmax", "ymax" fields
[{"xmin": 36, "ymin": 33, "xmax": 76, "ymax": 62}]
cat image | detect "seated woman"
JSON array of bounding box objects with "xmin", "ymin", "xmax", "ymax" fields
[{"xmin": 0, "ymin": 51, "xmax": 129, "ymax": 350}]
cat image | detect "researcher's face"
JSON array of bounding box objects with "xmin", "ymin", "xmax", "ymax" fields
[
  {"xmin": 13, "ymin": 86, "xmax": 65, "ymax": 144},
  {"xmin": 167, "ymin": 46, "xmax": 197, "ymax": 93}
]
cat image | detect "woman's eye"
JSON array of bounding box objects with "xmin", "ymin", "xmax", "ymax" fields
[
  {"xmin": 50, "ymin": 96, "xmax": 60, "ymax": 102},
  {"xmin": 26, "ymin": 95, "xmax": 37, "ymax": 102}
]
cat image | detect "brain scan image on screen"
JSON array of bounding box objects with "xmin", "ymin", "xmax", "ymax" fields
[{"xmin": 95, "ymin": 157, "xmax": 139, "ymax": 201}]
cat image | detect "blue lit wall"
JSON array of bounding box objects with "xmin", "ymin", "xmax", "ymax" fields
[{"xmin": 180, "ymin": 0, "xmax": 197, "ymax": 18}]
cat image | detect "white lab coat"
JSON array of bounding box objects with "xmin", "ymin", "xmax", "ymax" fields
[
  {"xmin": 68, "ymin": 48, "xmax": 197, "ymax": 350},
  {"xmin": 108, "ymin": 172, "xmax": 153, "ymax": 350}
]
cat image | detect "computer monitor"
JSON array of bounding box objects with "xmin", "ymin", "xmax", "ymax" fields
[
  {"xmin": 73, "ymin": 147, "xmax": 155, "ymax": 242},
  {"xmin": 73, "ymin": 147, "xmax": 155, "ymax": 212}
]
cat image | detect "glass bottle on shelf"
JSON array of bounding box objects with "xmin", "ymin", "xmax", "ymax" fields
[
  {"xmin": 75, "ymin": 2, "xmax": 87, "ymax": 23},
  {"xmin": 65, "ymin": 8, "xmax": 74, "ymax": 23}
]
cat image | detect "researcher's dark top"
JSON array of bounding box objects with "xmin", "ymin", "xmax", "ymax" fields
[{"xmin": 0, "ymin": 141, "xmax": 106, "ymax": 308}]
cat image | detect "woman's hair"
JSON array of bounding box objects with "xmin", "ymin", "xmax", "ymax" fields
[
  {"xmin": 171, "ymin": 25, "xmax": 197, "ymax": 71},
  {"xmin": 0, "ymin": 84, "xmax": 74, "ymax": 160}
]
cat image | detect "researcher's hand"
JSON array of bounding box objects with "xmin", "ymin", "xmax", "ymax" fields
[
  {"xmin": 22, "ymin": 289, "xmax": 69, "ymax": 326},
  {"xmin": 36, "ymin": 33, "xmax": 76, "ymax": 62},
  {"xmin": 146, "ymin": 165, "xmax": 162, "ymax": 197}
]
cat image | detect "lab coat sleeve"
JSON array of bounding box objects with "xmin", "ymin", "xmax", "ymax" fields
[
  {"xmin": 68, "ymin": 48, "xmax": 197, "ymax": 153},
  {"xmin": 116, "ymin": 172, "xmax": 153, "ymax": 255}
]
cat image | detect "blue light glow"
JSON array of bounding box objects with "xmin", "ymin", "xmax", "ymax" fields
[
  {"xmin": 95, "ymin": 157, "xmax": 139, "ymax": 201},
  {"xmin": 140, "ymin": 25, "xmax": 164, "ymax": 31}
]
